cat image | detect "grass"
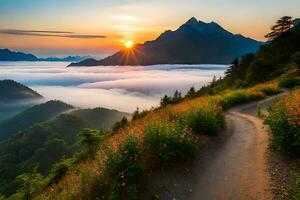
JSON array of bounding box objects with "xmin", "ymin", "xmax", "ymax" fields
[
  {"xmin": 290, "ymin": 176, "xmax": 300, "ymax": 200},
  {"xmin": 34, "ymin": 82, "xmax": 280, "ymax": 200},
  {"xmin": 144, "ymin": 118, "xmax": 197, "ymax": 161},
  {"xmin": 277, "ymin": 74, "xmax": 300, "ymax": 88},
  {"xmin": 266, "ymin": 89, "xmax": 300, "ymax": 156}
]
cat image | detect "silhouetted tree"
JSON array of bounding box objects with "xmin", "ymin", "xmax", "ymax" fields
[
  {"xmin": 265, "ymin": 16, "xmax": 293, "ymax": 40},
  {"xmin": 160, "ymin": 95, "xmax": 172, "ymax": 107},
  {"xmin": 172, "ymin": 90, "xmax": 182, "ymax": 103},
  {"xmin": 132, "ymin": 107, "xmax": 140, "ymax": 120},
  {"xmin": 113, "ymin": 116, "xmax": 129, "ymax": 132},
  {"xmin": 186, "ymin": 86, "xmax": 196, "ymax": 98},
  {"xmin": 78, "ymin": 128, "xmax": 101, "ymax": 160}
]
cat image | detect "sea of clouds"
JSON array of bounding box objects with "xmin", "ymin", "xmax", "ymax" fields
[{"xmin": 0, "ymin": 62, "xmax": 228, "ymax": 112}]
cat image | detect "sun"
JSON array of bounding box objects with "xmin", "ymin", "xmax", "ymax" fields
[{"xmin": 124, "ymin": 40, "xmax": 134, "ymax": 49}]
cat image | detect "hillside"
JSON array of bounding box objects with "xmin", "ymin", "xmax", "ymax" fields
[
  {"xmin": 0, "ymin": 80, "xmax": 44, "ymax": 120},
  {"xmin": 69, "ymin": 17, "xmax": 263, "ymax": 66},
  {"xmin": 0, "ymin": 80, "xmax": 43, "ymax": 103},
  {"xmin": 31, "ymin": 17, "xmax": 300, "ymax": 200},
  {"xmin": 0, "ymin": 100, "xmax": 74, "ymax": 141},
  {"xmin": 0, "ymin": 114, "xmax": 89, "ymax": 196},
  {"xmin": 71, "ymin": 107, "xmax": 130, "ymax": 130}
]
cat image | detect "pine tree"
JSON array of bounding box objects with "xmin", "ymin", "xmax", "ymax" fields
[
  {"xmin": 186, "ymin": 86, "xmax": 196, "ymax": 98},
  {"xmin": 78, "ymin": 128, "xmax": 101, "ymax": 160},
  {"xmin": 265, "ymin": 16, "xmax": 293, "ymax": 40}
]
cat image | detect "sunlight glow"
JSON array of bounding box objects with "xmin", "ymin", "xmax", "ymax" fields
[{"xmin": 124, "ymin": 40, "xmax": 134, "ymax": 48}]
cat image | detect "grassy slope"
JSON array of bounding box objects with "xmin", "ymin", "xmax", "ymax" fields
[{"xmin": 34, "ymin": 82, "xmax": 279, "ymax": 200}]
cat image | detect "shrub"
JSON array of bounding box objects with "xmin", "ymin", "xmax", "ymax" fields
[
  {"xmin": 260, "ymin": 87, "xmax": 279, "ymax": 95},
  {"xmin": 266, "ymin": 89, "xmax": 300, "ymax": 155},
  {"xmin": 181, "ymin": 101, "xmax": 224, "ymax": 134},
  {"xmin": 144, "ymin": 119, "xmax": 197, "ymax": 161},
  {"xmin": 220, "ymin": 90, "xmax": 263, "ymax": 110},
  {"xmin": 107, "ymin": 136, "xmax": 142, "ymax": 200},
  {"xmin": 277, "ymin": 75, "xmax": 300, "ymax": 88},
  {"xmin": 47, "ymin": 159, "xmax": 71, "ymax": 185},
  {"xmin": 113, "ymin": 117, "xmax": 129, "ymax": 132},
  {"xmin": 290, "ymin": 176, "xmax": 300, "ymax": 200},
  {"xmin": 291, "ymin": 51, "xmax": 300, "ymax": 67}
]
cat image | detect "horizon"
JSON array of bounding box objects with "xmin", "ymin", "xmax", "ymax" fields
[{"xmin": 1, "ymin": 0, "xmax": 300, "ymax": 57}]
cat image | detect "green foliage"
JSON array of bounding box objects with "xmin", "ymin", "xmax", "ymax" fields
[
  {"xmin": 0, "ymin": 194, "xmax": 5, "ymax": 200},
  {"xmin": 260, "ymin": 87, "xmax": 279, "ymax": 95},
  {"xmin": 107, "ymin": 136, "xmax": 141, "ymax": 200},
  {"xmin": 266, "ymin": 105, "xmax": 300, "ymax": 155},
  {"xmin": 0, "ymin": 114, "xmax": 89, "ymax": 196},
  {"xmin": 277, "ymin": 75, "xmax": 300, "ymax": 88},
  {"xmin": 132, "ymin": 107, "xmax": 148, "ymax": 121},
  {"xmin": 113, "ymin": 117, "xmax": 129, "ymax": 132},
  {"xmin": 47, "ymin": 159, "xmax": 71, "ymax": 185},
  {"xmin": 71, "ymin": 107, "xmax": 129, "ymax": 130},
  {"xmin": 16, "ymin": 169, "xmax": 44, "ymax": 200},
  {"xmin": 290, "ymin": 176, "xmax": 300, "ymax": 200},
  {"xmin": 220, "ymin": 90, "xmax": 263, "ymax": 110},
  {"xmin": 144, "ymin": 119, "xmax": 197, "ymax": 161},
  {"xmin": 185, "ymin": 87, "xmax": 197, "ymax": 99},
  {"xmin": 78, "ymin": 128, "xmax": 102, "ymax": 160},
  {"xmin": 181, "ymin": 102, "xmax": 224, "ymax": 135},
  {"xmin": 0, "ymin": 100, "xmax": 74, "ymax": 141},
  {"xmin": 292, "ymin": 51, "xmax": 300, "ymax": 67},
  {"xmin": 246, "ymin": 59, "xmax": 275, "ymax": 83},
  {"xmin": 160, "ymin": 90, "xmax": 183, "ymax": 107}
]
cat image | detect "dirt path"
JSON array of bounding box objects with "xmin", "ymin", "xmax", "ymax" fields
[{"xmin": 141, "ymin": 94, "xmax": 286, "ymax": 200}]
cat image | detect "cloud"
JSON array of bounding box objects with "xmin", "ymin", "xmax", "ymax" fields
[
  {"xmin": 0, "ymin": 62, "xmax": 227, "ymax": 112},
  {"xmin": 0, "ymin": 29, "xmax": 106, "ymax": 39}
]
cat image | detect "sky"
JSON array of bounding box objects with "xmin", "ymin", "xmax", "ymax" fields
[{"xmin": 0, "ymin": 0, "xmax": 299, "ymax": 57}]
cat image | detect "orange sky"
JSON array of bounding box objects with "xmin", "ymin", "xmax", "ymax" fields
[{"xmin": 0, "ymin": 0, "xmax": 299, "ymax": 57}]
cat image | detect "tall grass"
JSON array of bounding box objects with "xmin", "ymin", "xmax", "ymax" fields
[
  {"xmin": 266, "ymin": 89, "xmax": 300, "ymax": 155},
  {"xmin": 144, "ymin": 118, "xmax": 197, "ymax": 161},
  {"xmin": 35, "ymin": 82, "xmax": 279, "ymax": 200}
]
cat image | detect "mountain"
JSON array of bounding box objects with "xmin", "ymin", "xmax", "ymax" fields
[
  {"xmin": 0, "ymin": 100, "xmax": 74, "ymax": 141},
  {"xmin": 71, "ymin": 107, "xmax": 130, "ymax": 130},
  {"xmin": 0, "ymin": 106, "xmax": 129, "ymax": 195},
  {"xmin": 38, "ymin": 55, "xmax": 88, "ymax": 62},
  {"xmin": 69, "ymin": 17, "xmax": 263, "ymax": 66},
  {"xmin": 0, "ymin": 49, "xmax": 87, "ymax": 62},
  {"xmin": 0, "ymin": 80, "xmax": 44, "ymax": 121},
  {"xmin": 0, "ymin": 49, "xmax": 38, "ymax": 61},
  {"xmin": 0, "ymin": 114, "xmax": 89, "ymax": 195},
  {"xmin": 0, "ymin": 79, "xmax": 43, "ymax": 104}
]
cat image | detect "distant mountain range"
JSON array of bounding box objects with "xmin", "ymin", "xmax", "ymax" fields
[
  {"xmin": 69, "ymin": 17, "xmax": 264, "ymax": 66},
  {"xmin": 0, "ymin": 49, "xmax": 88, "ymax": 62}
]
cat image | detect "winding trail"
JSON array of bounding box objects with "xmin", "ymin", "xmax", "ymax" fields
[{"xmin": 142, "ymin": 94, "xmax": 286, "ymax": 200}]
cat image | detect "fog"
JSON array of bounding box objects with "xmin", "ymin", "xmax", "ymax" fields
[{"xmin": 0, "ymin": 62, "xmax": 228, "ymax": 112}]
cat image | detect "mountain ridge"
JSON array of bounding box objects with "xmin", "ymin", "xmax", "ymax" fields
[
  {"xmin": 0, "ymin": 49, "xmax": 87, "ymax": 62},
  {"xmin": 69, "ymin": 17, "xmax": 264, "ymax": 66}
]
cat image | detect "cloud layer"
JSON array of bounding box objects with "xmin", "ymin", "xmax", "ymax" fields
[
  {"xmin": 0, "ymin": 62, "xmax": 227, "ymax": 112},
  {"xmin": 0, "ymin": 29, "xmax": 106, "ymax": 39}
]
